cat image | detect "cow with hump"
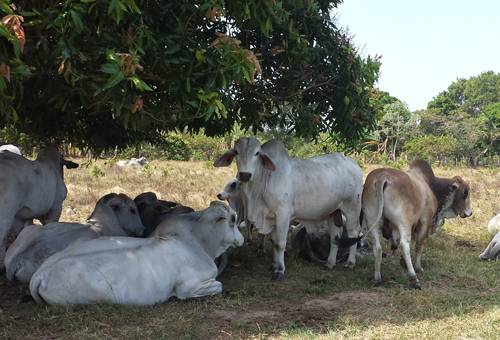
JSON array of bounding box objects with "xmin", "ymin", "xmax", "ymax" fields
[
  {"xmin": 29, "ymin": 202, "xmax": 244, "ymax": 305},
  {"xmin": 362, "ymin": 160, "xmax": 472, "ymax": 289},
  {"xmin": 214, "ymin": 137, "xmax": 363, "ymax": 281},
  {"xmin": 5, "ymin": 193, "xmax": 145, "ymax": 283},
  {"xmin": 0, "ymin": 147, "xmax": 78, "ymax": 271}
]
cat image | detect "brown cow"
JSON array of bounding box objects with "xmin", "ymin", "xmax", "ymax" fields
[{"xmin": 362, "ymin": 160, "xmax": 472, "ymax": 289}]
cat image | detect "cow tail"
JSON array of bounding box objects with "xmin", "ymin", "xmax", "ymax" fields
[
  {"xmin": 29, "ymin": 272, "xmax": 48, "ymax": 304},
  {"xmin": 363, "ymin": 178, "xmax": 389, "ymax": 237}
]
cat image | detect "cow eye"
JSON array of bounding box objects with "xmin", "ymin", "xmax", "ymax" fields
[
  {"xmin": 216, "ymin": 216, "xmax": 226, "ymax": 223},
  {"xmin": 255, "ymin": 151, "xmax": 260, "ymax": 156},
  {"xmin": 463, "ymin": 189, "xmax": 469, "ymax": 199},
  {"xmin": 111, "ymin": 204, "xmax": 120, "ymax": 211},
  {"xmin": 130, "ymin": 208, "xmax": 136, "ymax": 214},
  {"xmin": 231, "ymin": 215, "xmax": 236, "ymax": 224},
  {"xmin": 230, "ymin": 182, "xmax": 237, "ymax": 190}
]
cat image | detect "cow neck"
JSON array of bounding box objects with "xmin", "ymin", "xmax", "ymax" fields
[
  {"xmin": 412, "ymin": 162, "xmax": 455, "ymax": 232},
  {"xmin": 188, "ymin": 224, "xmax": 221, "ymax": 260},
  {"xmin": 430, "ymin": 176, "xmax": 456, "ymax": 231},
  {"xmin": 86, "ymin": 206, "xmax": 126, "ymax": 236}
]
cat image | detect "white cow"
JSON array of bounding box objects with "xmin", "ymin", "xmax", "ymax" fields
[
  {"xmin": 479, "ymin": 231, "xmax": 500, "ymax": 261},
  {"xmin": 5, "ymin": 193, "xmax": 145, "ymax": 283},
  {"xmin": 0, "ymin": 144, "xmax": 21, "ymax": 155},
  {"xmin": 29, "ymin": 202, "xmax": 244, "ymax": 305},
  {"xmin": 214, "ymin": 137, "xmax": 363, "ymax": 280},
  {"xmin": 487, "ymin": 214, "xmax": 500, "ymax": 235},
  {"xmin": 217, "ymin": 179, "xmax": 247, "ymax": 235},
  {"xmin": 116, "ymin": 157, "xmax": 148, "ymax": 167},
  {"xmin": 0, "ymin": 147, "xmax": 78, "ymax": 271}
]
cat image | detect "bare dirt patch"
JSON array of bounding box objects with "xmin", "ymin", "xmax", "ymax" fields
[{"xmin": 210, "ymin": 290, "xmax": 389, "ymax": 329}]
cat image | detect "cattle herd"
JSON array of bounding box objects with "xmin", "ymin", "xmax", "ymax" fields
[{"xmin": 0, "ymin": 137, "xmax": 497, "ymax": 306}]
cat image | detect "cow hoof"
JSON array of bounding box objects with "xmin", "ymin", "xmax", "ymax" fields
[
  {"xmin": 415, "ymin": 267, "xmax": 424, "ymax": 274},
  {"xmin": 344, "ymin": 261, "xmax": 355, "ymax": 270},
  {"xmin": 324, "ymin": 262, "xmax": 336, "ymax": 270},
  {"xmin": 373, "ymin": 278, "xmax": 383, "ymax": 286},
  {"xmin": 399, "ymin": 257, "xmax": 407, "ymax": 269},
  {"xmin": 271, "ymin": 272, "xmax": 285, "ymax": 281},
  {"xmin": 409, "ymin": 278, "xmax": 421, "ymax": 290}
]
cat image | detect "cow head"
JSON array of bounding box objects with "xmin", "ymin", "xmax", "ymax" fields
[
  {"xmin": 201, "ymin": 202, "xmax": 244, "ymax": 258},
  {"xmin": 441, "ymin": 176, "xmax": 472, "ymax": 219},
  {"xmin": 214, "ymin": 137, "xmax": 276, "ymax": 183},
  {"xmin": 217, "ymin": 179, "xmax": 239, "ymax": 201},
  {"xmin": 37, "ymin": 147, "xmax": 79, "ymax": 177},
  {"xmin": 95, "ymin": 193, "xmax": 146, "ymax": 237}
]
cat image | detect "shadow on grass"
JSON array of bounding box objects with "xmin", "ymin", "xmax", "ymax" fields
[{"xmin": 0, "ymin": 231, "xmax": 498, "ymax": 339}]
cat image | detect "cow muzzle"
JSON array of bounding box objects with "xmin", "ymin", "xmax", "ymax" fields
[
  {"xmin": 461, "ymin": 209, "xmax": 473, "ymax": 218},
  {"xmin": 238, "ymin": 172, "xmax": 252, "ymax": 182}
]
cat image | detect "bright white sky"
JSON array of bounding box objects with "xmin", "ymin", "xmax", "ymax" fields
[{"xmin": 336, "ymin": 0, "xmax": 500, "ymax": 111}]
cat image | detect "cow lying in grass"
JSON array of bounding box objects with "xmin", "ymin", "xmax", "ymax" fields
[
  {"xmin": 479, "ymin": 231, "xmax": 500, "ymax": 261},
  {"xmin": 362, "ymin": 160, "xmax": 472, "ymax": 289},
  {"xmin": 30, "ymin": 202, "xmax": 244, "ymax": 305},
  {"xmin": 134, "ymin": 192, "xmax": 194, "ymax": 236},
  {"xmin": 5, "ymin": 193, "xmax": 144, "ymax": 283},
  {"xmin": 134, "ymin": 192, "xmax": 228, "ymax": 274}
]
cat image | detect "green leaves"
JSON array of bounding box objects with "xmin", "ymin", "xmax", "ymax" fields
[{"xmin": 0, "ymin": 0, "xmax": 380, "ymax": 151}]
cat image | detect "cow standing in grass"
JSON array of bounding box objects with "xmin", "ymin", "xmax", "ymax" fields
[
  {"xmin": 362, "ymin": 160, "xmax": 472, "ymax": 289},
  {"xmin": 0, "ymin": 147, "xmax": 78, "ymax": 271},
  {"xmin": 214, "ymin": 138, "xmax": 363, "ymax": 280}
]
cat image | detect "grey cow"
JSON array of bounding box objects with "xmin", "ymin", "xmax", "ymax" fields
[
  {"xmin": 0, "ymin": 147, "xmax": 78, "ymax": 271},
  {"xmin": 5, "ymin": 193, "xmax": 144, "ymax": 283}
]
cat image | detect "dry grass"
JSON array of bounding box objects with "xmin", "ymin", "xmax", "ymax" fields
[{"xmin": 0, "ymin": 160, "xmax": 499, "ymax": 339}]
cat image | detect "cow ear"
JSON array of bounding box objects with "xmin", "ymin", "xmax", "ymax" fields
[
  {"xmin": 214, "ymin": 149, "xmax": 236, "ymax": 167},
  {"xmin": 63, "ymin": 159, "xmax": 79, "ymax": 169},
  {"xmin": 260, "ymin": 152, "xmax": 276, "ymax": 171}
]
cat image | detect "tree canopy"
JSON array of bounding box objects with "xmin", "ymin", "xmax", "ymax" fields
[{"xmin": 0, "ymin": 0, "xmax": 380, "ymax": 150}]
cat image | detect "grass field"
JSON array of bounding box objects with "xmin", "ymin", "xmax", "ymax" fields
[{"xmin": 0, "ymin": 160, "xmax": 499, "ymax": 339}]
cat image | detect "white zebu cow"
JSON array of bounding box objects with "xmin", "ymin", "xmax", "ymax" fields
[
  {"xmin": 5, "ymin": 193, "xmax": 145, "ymax": 283},
  {"xmin": 480, "ymin": 231, "xmax": 500, "ymax": 261},
  {"xmin": 30, "ymin": 202, "xmax": 244, "ymax": 305},
  {"xmin": 0, "ymin": 144, "xmax": 21, "ymax": 155},
  {"xmin": 0, "ymin": 147, "xmax": 78, "ymax": 271},
  {"xmin": 116, "ymin": 157, "xmax": 148, "ymax": 167},
  {"xmin": 214, "ymin": 138, "xmax": 363, "ymax": 280}
]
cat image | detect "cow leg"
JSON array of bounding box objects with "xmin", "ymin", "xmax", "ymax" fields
[
  {"xmin": 43, "ymin": 205, "xmax": 63, "ymax": 224},
  {"xmin": 372, "ymin": 226, "xmax": 383, "ymax": 285},
  {"xmin": 326, "ymin": 221, "xmax": 341, "ymax": 269},
  {"xmin": 414, "ymin": 225, "xmax": 428, "ymax": 273},
  {"xmin": 398, "ymin": 226, "xmax": 420, "ymax": 289},
  {"xmin": 270, "ymin": 213, "xmax": 290, "ymax": 281},
  {"xmin": 479, "ymin": 241, "xmax": 494, "ymax": 260},
  {"xmin": 343, "ymin": 207, "xmax": 361, "ymax": 269},
  {"xmin": 0, "ymin": 215, "xmax": 16, "ymax": 272},
  {"xmin": 177, "ymin": 278, "xmax": 223, "ymax": 299}
]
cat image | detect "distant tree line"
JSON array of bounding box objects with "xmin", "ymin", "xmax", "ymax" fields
[{"xmin": 367, "ymin": 71, "xmax": 500, "ymax": 166}]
